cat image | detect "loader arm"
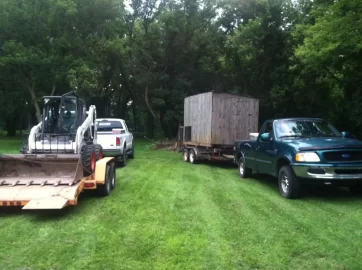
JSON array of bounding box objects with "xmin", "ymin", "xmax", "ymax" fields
[
  {"xmin": 75, "ymin": 105, "xmax": 97, "ymax": 153},
  {"xmin": 28, "ymin": 122, "xmax": 42, "ymax": 153}
]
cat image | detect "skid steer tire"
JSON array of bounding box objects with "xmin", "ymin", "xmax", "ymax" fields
[
  {"xmin": 97, "ymin": 162, "xmax": 114, "ymax": 196},
  {"xmin": 94, "ymin": 144, "xmax": 103, "ymax": 161},
  {"xmin": 81, "ymin": 144, "xmax": 96, "ymax": 177}
]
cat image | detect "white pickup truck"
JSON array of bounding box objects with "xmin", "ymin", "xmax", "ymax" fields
[{"xmin": 95, "ymin": 118, "xmax": 134, "ymax": 166}]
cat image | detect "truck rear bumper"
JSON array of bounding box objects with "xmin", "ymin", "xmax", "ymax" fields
[
  {"xmin": 292, "ymin": 163, "xmax": 362, "ymax": 181},
  {"xmin": 102, "ymin": 149, "xmax": 121, "ymax": 157}
]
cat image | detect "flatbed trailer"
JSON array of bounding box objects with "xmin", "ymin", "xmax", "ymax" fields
[
  {"xmin": 182, "ymin": 142, "xmax": 235, "ymax": 164},
  {"xmin": 0, "ymin": 154, "xmax": 115, "ymax": 210}
]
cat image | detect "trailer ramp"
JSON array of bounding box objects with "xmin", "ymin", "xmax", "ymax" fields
[
  {"xmin": 0, "ymin": 182, "xmax": 83, "ymax": 209},
  {"xmin": 0, "ymin": 154, "xmax": 84, "ymax": 210}
]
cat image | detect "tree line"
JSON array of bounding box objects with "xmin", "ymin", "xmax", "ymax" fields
[{"xmin": 0, "ymin": 0, "xmax": 361, "ymax": 138}]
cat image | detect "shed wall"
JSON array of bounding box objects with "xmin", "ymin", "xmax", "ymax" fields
[
  {"xmin": 211, "ymin": 93, "xmax": 259, "ymax": 145},
  {"xmin": 183, "ymin": 92, "xmax": 212, "ymax": 144},
  {"xmin": 184, "ymin": 92, "xmax": 259, "ymax": 146}
]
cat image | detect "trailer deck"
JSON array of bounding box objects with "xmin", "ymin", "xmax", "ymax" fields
[
  {"xmin": 0, "ymin": 155, "xmax": 115, "ymax": 210},
  {"xmin": 0, "ymin": 182, "xmax": 83, "ymax": 209}
]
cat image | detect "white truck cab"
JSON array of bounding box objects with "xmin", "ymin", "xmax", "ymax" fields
[{"xmin": 95, "ymin": 118, "xmax": 134, "ymax": 166}]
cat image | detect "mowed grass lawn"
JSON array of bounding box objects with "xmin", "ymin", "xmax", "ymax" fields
[{"xmin": 1, "ymin": 138, "xmax": 362, "ymax": 269}]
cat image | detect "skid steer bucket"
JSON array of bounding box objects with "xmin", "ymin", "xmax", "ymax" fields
[{"xmin": 0, "ymin": 154, "xmax": 84, "ymax": 209}]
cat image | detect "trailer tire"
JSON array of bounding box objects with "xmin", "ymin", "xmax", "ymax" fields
[
  {"xmin": 81, "ymin": 144, "xmax": 96, "ymax": 177},
  {"xmin": 94, "ymin": 144, "xmax": 103, "ymax": 161},
  {"xmin": 110, "ymin": 162, "xmax": 116, "ymax": 190},
  {"xmin": 183, "ymin": 149, "xmax": 189, "ymax": 162},
  {"xmin": 97, "ymin": 162, "xmax": 114, "ymax": 196},
  {"xmin": 189, "ymin": 149, "xmax": 197, "ymax": 164},
  {"xmin": 239, "ymin": 156, "xmax": 251, "ymax": 178}
]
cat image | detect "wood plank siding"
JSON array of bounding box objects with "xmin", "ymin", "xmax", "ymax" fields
[
  {"xmin": 184, "ymin": 92, "xmax": 213, "ymax": 144},
  {"xmin": 211, "ymin": 92, "xmax": 259, "ymax": 145},
  {"xmin": 183, "ymin": 91, "xmax": 259, "ymax": 146}
]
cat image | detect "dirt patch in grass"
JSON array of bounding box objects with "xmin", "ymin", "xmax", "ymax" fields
[{"xmin": 151, "ymin": 139, "xmax": 181, "ymax": 151}]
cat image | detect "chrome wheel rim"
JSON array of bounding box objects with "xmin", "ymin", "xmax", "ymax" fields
[
  {"xmin": 184, "ymin": 151, "xmax": 188, "ymax": 161},
  {"xmin": 107, "ymin": 170, "xmax": 112, "ymax": 192},
  {"xmin": 281, "ymin": 173, "xmax": 289, "ymax": 193},
  {"xmin": 190, "ymin": 152, "xmax": 194, "ymax": 163},
  {"xmin": 239, "ymin": 162, "xmax": 244, "ymax": 175},
  {"xmin": 112, "ymin": 170, "xmax": 115, "ymax": 188}
]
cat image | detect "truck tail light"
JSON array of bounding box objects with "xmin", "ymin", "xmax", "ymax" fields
[{"xmin": 116, "ymin": 137, "xmax": 121, "ymax": 146}]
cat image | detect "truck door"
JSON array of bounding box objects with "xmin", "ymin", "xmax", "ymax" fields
[{"xmin": 254, "ymin": 121, "xmax": 277, "ymax": 174}]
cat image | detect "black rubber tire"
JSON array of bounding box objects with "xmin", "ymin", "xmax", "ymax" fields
[
  {"xmin": 349, "ymin": 185, "xmax": 362, "ymax": 195},
  {"xmin": 128, "ymin": 143, "xmax": 135, "ymax": 159},
  {"xmin": 239, "ymin": 156, "xmax": 252, "ymax": 178},
  {"xmin": 119, "ymin": 145, "xmax": 127, "ymax": 167},
  {"xmin": 94, "ymin": 144, "xmax": 103, "ymax": 161},
  {"xmin": 183, "ymin": 149, "xmax": 189, "ymax": 162},
  {"xmin": 189, "ymin": 149, "xmax": 197, "ymax": 164},
  {"xmin": 110, "ymin": 162, "xmax": 116, "ymax": 190},
  {"xmin": 278, "ymin": 165, "xmax": 301, "ymax": 199},
  {"xmin": 81, "ymin": 144, "xmax": 96, "ymax": 177},
  {"xmin": 97, "ymin": 162, "xmax": 114, "ymax": 196}
]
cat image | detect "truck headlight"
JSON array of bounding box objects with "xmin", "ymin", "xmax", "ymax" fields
[{"xmin": 296, "ymin": 152, "xmax": 320, "ymax": 162}]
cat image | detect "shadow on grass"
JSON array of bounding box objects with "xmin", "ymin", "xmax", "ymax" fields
[
  {"xmin": 191, "ymin": 159, "xmax": 238, "ymax": 169},
  {"xmin": 248, "ymin": 173, "xmax": 362, "ymax": 202}
]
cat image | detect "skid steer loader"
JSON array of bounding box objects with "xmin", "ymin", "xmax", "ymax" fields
[{"xmin": 0, "ymin": 91, "xmax": 116, "ymax": 210}]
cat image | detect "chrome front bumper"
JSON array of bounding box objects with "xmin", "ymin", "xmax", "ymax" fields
[{"xmin": 292, "ymin": 164, "xmax": 362, "ymax": 180}]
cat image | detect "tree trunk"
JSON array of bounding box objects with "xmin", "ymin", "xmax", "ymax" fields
[
  {"xmin": 147, "ymin": 111, "xmax": 155, "ymax": 138},
  {"xmin": 5, "ymin": 115, "xmax": 17, "ymax": 137},
  {"xmin": 28, "ymin": 84, "xmax": 42, "ymax": 122},
  {"xmin": 50, "ymin": 83, "xmax": 56, "ymax": 96},
  {"xmin": 144, "ymin": 86, "xmax": 156, "ymax": 119},
  {"xmin": 132, "ymin": 103, "xmax": 138, "ymax": 130}
]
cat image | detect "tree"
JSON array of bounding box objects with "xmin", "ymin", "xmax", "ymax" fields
[{"xmin": 287, "ymin": 0, "xmax": 362, "ymax": 133}]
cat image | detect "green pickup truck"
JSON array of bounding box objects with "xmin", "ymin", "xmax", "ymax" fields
[{"xmin": 234, "ymin": 118, "xmax": 362, "ymax": 199}]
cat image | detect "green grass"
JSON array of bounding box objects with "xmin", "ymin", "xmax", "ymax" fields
[
  {"xmin": 1, "ymin": 139, "xmax": 362, "ymax": 269},
  {"xmin": 0, "ymin": 138, "xmax": 23, "ymax": 153}
]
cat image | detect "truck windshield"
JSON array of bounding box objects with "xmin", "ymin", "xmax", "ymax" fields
[
  {"xmin": 275, "ymin": 119, "xmax": 342, "ymax": 139},
  {"xmin": 96, "ymin": 120, "xmax": 123, "ymax": 132}
]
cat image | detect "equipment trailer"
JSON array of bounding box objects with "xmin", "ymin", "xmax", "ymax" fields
[
  {"xmin": 182, "ymin": 142, "xmax": 235, "ymax": 164},
  {"xmin": 0, "ymin": 91, "xmax": 116, "ymax": 210}
]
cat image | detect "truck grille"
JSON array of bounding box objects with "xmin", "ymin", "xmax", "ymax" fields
[{"xmin": 323, "ymin": 151, "xmax": 362, "ymax": 162}]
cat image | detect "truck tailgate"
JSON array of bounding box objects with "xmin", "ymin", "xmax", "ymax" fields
[{"xmin": 97, "ymin": 133, "xmax": 119, "ymax": 150}]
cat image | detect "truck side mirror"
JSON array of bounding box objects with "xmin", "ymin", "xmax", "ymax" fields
[
  {"xmin": 342, "ymin": 131, "xmax": 351, "ymax": 138},
  {"xmin": 260, "ymin": 133, "xmax": 271, "ymax": 142}
]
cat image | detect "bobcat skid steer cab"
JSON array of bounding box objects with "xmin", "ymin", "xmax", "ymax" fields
[{"xmin": 0, "ymin": 91, "xmax": 116, "ymax": 210}]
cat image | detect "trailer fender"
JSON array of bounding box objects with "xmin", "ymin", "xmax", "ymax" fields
[
  {"xmin": 94, "ymin": 157, "xmax": 115, "ymax": 185},
  {"xmin": 190, "ymin": 147, "xmax": 198, "ymax": 156}
]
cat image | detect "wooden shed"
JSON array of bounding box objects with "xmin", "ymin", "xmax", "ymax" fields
[{"xmin": 183, "ymin": 91, "xmax": 259, "ymax": 146}]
